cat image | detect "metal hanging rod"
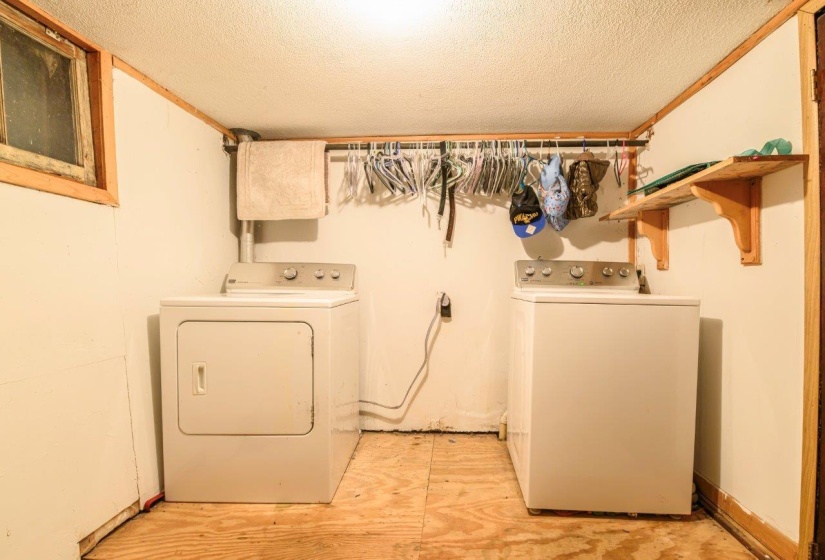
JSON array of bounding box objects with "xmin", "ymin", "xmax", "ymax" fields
[
  {"xmin": 323, "ymin": 138, "xmax": 647, "ymax": 152},
  {"xmin": 221, "ymin": 130, "xmax": 648, "ymax": 153}
]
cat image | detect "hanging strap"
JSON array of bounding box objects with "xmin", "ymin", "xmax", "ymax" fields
[
  {"xmin": 446, "ymin": 177, "xmax": 456, "ymax": 243},
  {"xmin": 438, "ymin": 141, "xmax": 448, "ymax": 221}
]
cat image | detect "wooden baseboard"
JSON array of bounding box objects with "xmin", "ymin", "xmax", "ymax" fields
[
  {"xmin": 695, "ymin": 473, "xmax": 798, "ymax": 560},
  {"xmin": 78, "ymin": 500, "xmax": 140, "ymax": 557}
]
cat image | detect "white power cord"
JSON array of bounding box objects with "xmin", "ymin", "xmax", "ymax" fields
[{"xmin": 359, "ymin": 292, "xmax": 446, "ymax": 410}]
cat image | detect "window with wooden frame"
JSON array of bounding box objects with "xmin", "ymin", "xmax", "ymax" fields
[{"xmin": 0, "ymin": 0, "xmax": 117, "ymax": 205}]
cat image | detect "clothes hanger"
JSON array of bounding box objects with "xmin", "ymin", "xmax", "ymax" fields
[
  {"xmin": 493, "ymin": 141, "xmax": 507, "ymax": 195},
  {"xmin": 456, "ymin": 141, "xmax": 471, "ymax": 194},
  {"xmin": 511, "ymin": 140, "xmax": 530, "ymax": 195},
  {"xmin": 481, "ymin": 141, "xmax": 494, "ymax": 196},
  {"xmin": 345, "ymin": 143, "xmax": 362, "ymax": 198},
  {"xmin": 362, "ymin": 143, "xmax": 376, "ymax": 194},
  {"xmin": 386, "ymin": 142, "xmax": 414, "ymax": 194},
  {"xmin": 501, "ymin": 141, "xmax": 515, "ymax": 195},
  {"xmin": 502, "ymin": 140, "xmax": 522, "ymax": 195},
  {"xmin": 472, "ymin": 142, "xmax": 483, "ymax": 196},
  {"xmin": 613, "ymin": 139, "xmax": 628, "ymax": 188},
  {"xmin": 372, "ymin": 143, "xmax": 404, "ymax": 194},
  {"xmin": 576, "ymin": 138, "xmax": 595, "ymax": 161},
  {"xmin": 547, "ymin": 138, "xmax": 566, "ymax": 179},
  {"xmin": 411, "ymin": 142, "xmax": 426, "ymax": 205},
  {"xmin": 459, "ymin": 141, "xmax": 479, "ymax": 194},
  {"xmin": 394, "ymin": 142, "xmax": 418, "ymax": 194},
  {"xmin": 524, "ymin": 142, "xmax": 544, "ymax": 192}
]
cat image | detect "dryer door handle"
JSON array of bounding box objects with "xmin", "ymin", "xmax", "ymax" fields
[{"xmin": 192, "ymin": 362, "xmax": 207, "ymax": 395}]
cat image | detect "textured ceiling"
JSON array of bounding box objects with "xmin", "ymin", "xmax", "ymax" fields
[{"xmin": 36, "ymin": 0, "xmax": 790, "ymax": 138}]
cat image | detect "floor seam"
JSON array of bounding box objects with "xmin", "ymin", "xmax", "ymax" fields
[{"xmin": 416, "ymin": 433, "xmax": 436, "ymax": 560}]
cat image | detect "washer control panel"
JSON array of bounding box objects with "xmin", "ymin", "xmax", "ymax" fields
[
  {"xmin": 515, "ymin": 260, "xmax": 639, "ymax": 291},
  {"xmin": 226, "ymin": 262, "xmax": 356, "ymax": 293}
]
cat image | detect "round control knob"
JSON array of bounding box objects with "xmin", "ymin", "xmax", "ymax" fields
[
  {"xmin": 602, "ymin": 267, "xmax": 614, "ymax": 277},
  {"xmin": 619, "ymin": 268, "xmax": 631, "ymax": 278},
  {"xmin": 314, "ymin": 269, "xmax": 325, "ymax": 279},
  {"xmin": 283, "ymin": 267, "xmax": 298, "ymax": 280},
  {"xmin": 570, "ymin": 266, "xmax": 585, "ymax": 279},
  {"xmin": 525, "ymin": 266, "xmax": 535, "ymax": 276},
  {"xmin": 541, "ymin": 267, "xmax": 552, "ymax": 276},
  {"xmin": 330, "ymin": 269, "xmax": 341, "ymax": 279}
]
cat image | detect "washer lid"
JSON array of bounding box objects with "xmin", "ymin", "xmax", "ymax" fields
[
  {"xmin": 161, "ymin": 292, "xmax": 358, "ymax": 308},
  {"xmin": 512, "ymin": 290, "xmax": 699, "ymax": 306}
]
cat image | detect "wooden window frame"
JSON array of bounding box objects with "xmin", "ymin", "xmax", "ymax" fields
[{"xmin": 0, "ymin": 0, "xmax": 117, "ymax": 206}]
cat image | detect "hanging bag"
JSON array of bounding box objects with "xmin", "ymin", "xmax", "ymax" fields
[
  {"xmin": 539, "ymin": 154, "xmax": 571, "ymax": 231},
  {"xmin": 565, "ymin": 151, "xmax": 610, "ymax": 220}
]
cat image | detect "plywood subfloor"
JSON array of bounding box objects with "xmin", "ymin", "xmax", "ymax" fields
[{"xmin": 86, "ymin": 433, "xmax": 754, "ymax": 560}]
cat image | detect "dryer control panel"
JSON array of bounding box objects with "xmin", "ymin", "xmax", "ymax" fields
[
  {"xmin": 515, "ymin": 260, "xmax": 639, "ymax": 291},
  {"xmin": 226, "ymin": 262, "xmax": 356, "ymax": 293}
]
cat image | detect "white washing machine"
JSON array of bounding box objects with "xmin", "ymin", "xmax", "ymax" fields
[
  {"xmin": 160, "ymin": 262, "xmax": 360, "ymax": 503},
  {"xmin": 508, "ymin": 260, "xmax": 700, "ymax": 516}
]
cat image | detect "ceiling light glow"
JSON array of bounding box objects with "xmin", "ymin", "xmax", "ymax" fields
[{"xmin": 347, "ymin": 0, "xmax": 441, "ymax": 36}]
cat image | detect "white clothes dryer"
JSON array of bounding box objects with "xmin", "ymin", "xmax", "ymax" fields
[
  {"xmin": 160, "ymin": 262, "xmax": 359, "ymax": 503},
  {"xmin": 508, "ymin": 260, "xmax": 700, "ymax": 516}
]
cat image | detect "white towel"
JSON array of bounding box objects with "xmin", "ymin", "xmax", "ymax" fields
[{"xmin": 236, "ymin": 140, "xmax": 327, "ymax": 220}]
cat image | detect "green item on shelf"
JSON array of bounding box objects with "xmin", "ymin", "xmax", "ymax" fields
[
  {"xmin": 738, "ymin": 138, "xmax": 792, "ymax": 157},
  {"xmin": 626, "ymin": 162, "xmax": 718, "ymax": 196},
  {"xmin": 628, "ymin": 138, "xmax": 793, "ymax": 196}
]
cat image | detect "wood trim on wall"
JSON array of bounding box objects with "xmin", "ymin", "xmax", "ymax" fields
[
  {"xmin": 112, "ymin": 57, "xmax": 236, "ymax": 141},
  {"xmin": 0, "ymin": 0, "xmax": 118, "ymax": 204},
  {"xmin": 77, "ymin": 500, "xmax": 139, "ymax": 557},
  {"xmin": 0, "ymin": 0, "xmax": 235, "ymax": 204},
  {"xmin": 695, "ymin": 472, "xmax": 798, "ymax": 560},
  {"xmin": 801, "ymin": 0, "xmax": 825, "ymax": 15},
  {"xmin": 626, "ymin": 148, "xmax": 638, "ymax": 265},
  {"xmin": 627, "ymin": 220, "xmax": 637, "ymax": 264},
  {"xmin": 798, "ymin": 9, "xmax": 821, "ymax": 560},
  {"xmin": 631, "ymin": 0, "xmax": 810, "ymax": 138},
  {"xmin": 283, "ymin": 132, "xmax": 631, "ymax": 143},
  {"xmin": 0, "ymin": 160, "xmax": 117, "ymax": 204},
  {"xmin": 4, "ymin": 0, "xmax": 101, "ymax": 52},
  {"xmin": 88, "ymin": 50, "xmax": 119, "ymax": 203}
]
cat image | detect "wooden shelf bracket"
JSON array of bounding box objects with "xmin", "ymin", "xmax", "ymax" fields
[
  {"xmin": 601, "ymin": 155, "xmax": 802, "ymax": 268},
  {"xmin": 690, "ymin": 177, "xmax": 761, "ymax": 265},
  {"xmin": 636, "ymin": 209, "xmax": 669, "ymax": 270}
]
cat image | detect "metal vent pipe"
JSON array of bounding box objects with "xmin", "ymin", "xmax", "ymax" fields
[{"xmin": 229, "ymin": 128, "xmax": 261, "ymax": 263}]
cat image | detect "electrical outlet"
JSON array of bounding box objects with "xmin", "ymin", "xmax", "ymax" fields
[{"xmin": 440, "ymin": 293, "xmax": 452, "ymax": 318}]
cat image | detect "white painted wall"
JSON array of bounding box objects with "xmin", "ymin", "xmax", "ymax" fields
[
  {"xmin": 112, "ymin": 70, "xmax": 237, "ymax": 511},
  {"xmin": 636, "ymin": 19, "xmax": 803, "ymax": 541},
  {"xmin": 0, "ymin": 69, "xmax": 236, "ymax": 560},
  {"xmin": 256, "ymin": 152, "xmax": 632, "ymax": 431}
]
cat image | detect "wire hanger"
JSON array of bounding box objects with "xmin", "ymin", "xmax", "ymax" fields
[
  {"xmin": 613, "ymin": 139, "xmax": 629, "ymax": 187},
  {"xmin": 576, "ymin": 137, "xmax": 594, "ymax": 161}
]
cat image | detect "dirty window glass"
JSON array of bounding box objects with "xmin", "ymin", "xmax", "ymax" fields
[{"xmin": 0, "ymin": 20, "xmax": 78, "ymax": 165}]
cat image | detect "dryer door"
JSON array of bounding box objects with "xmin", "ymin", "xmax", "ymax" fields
[{"xmin": 177, "ymin": 321, "xmax": 313, "ymax": 435}]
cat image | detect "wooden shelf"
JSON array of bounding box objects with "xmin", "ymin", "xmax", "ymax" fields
[
  {"xmin": 601, "ymin": 155, "xmax": 808, "ymax": 266},
  {"xmin": 601, "ymin": 155, "xmax": 807, "ymax": 220}
]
